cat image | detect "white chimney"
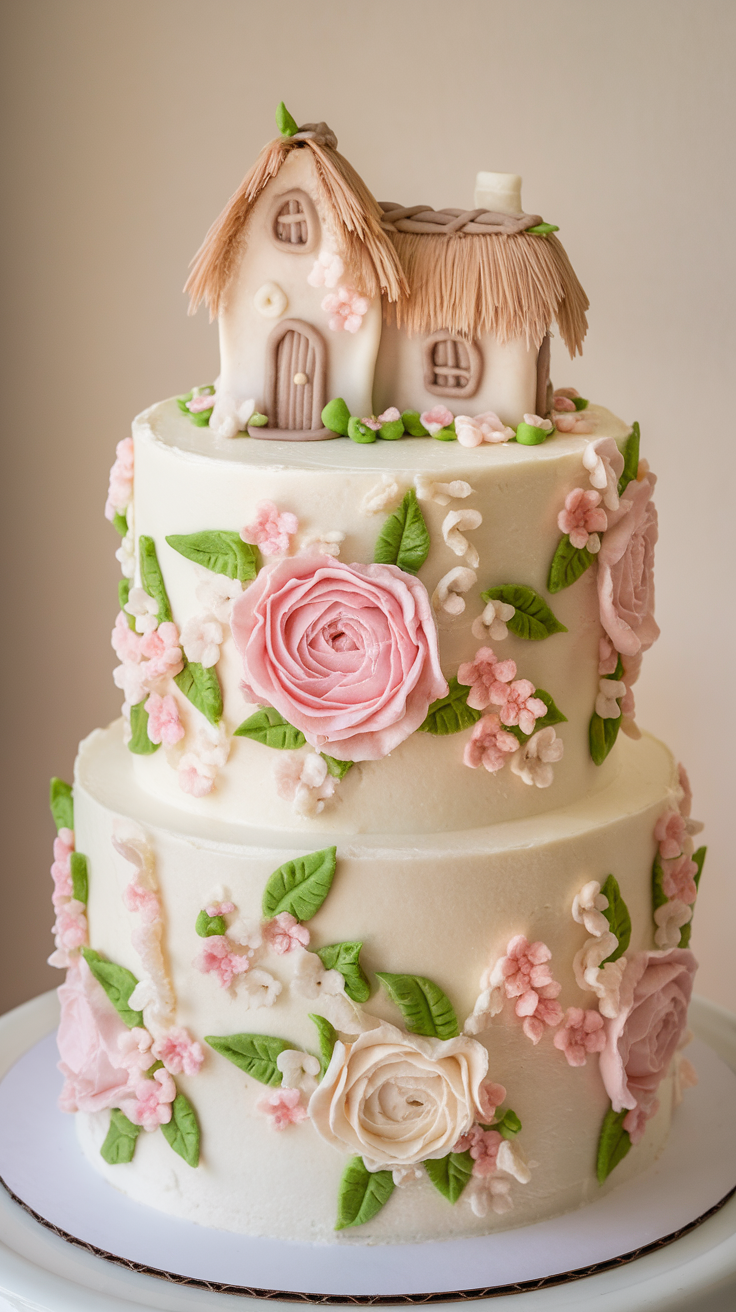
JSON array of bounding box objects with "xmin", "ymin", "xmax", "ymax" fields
[{"xmin": 474, "ymin": 171, "xmax": 523, "ymax": 216}]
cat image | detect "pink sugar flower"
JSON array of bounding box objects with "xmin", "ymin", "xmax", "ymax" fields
[
  {"xmin": 178, "ymin": 756, "xmax": 216, "ymax": 797},
  {"xmin": 553, "ymin": 393, "xmax": 577, "ymax": 412},
  {"xmin": 522, "ymin": 995, "xmax": 564, "ymax": 1044},
  {"xmin": 555, "ymin": 413, "xmax": 595, "ymax": 434},
  {"xmin": 258, "ymin": 1086, "xmax": 309, "ymax": 1129},
  {"xmin": 241, "ymin": 500, "xmax": 298, "ymax": 556},
  {"xmin": 557, "ymin": 488, "xmax": 608, "ymax": 550},
  {"xmin": 496, "ymin": 680, "xmax": 548, "ymax": 737},
  {"xmin": 553, "ymin": 1007, "xmax": 606, "ymax": 1067},
  {"xmin": 139, "ymin": 622, "xmax": 184, "ymax": 680},
  {"xmin": 494, "ymin": 935, "xmax": 563, "ymax": 1043},
  {"xmin": 455, "ymin": 412, "xmax": 514, "ymax": 447},
  {"xmin": 122, "ymin": 878, "xmax": 161, "ymax": 923},
  {"xmin": 104, "ymin": 437, "xmax": 134, "ymax": 521},
  {"xmin": 263, "ymin": 912, "xmax": 311, "ymax": 955},
  {"xmin": 54, "ymin": 902, "xmax": 88, "ymax": 951},
  {"xmin": 468, "ymin": 1126, "xmax": 503, "ymax": 1177},
  {"xmin": 598, "ymin": 636, "xmax": 619, "ymax": 677},
  {"xmin": 654, "ymin": 810, "xmax": 686, "ymax": 861},
  {"xmin": 420, "ymin": 405, "xmax": 454, "ymax": 436},
  {"xmin": 144, "ymin": 692, "xmax": 185, "ymax": 746},
  {"xmin": 662, "ymin": 853, "xmax": 699, "ymax": 905},
  {"xmin": 119, "ymin": 1068, "xmax": 176, "ymax": 1132},
  {"xmin": 152, "ymin": 1027, "xmax": 205, "ymax": 1077},
  {"xmin": 360, "ymin": 416, "xmax": 382, "ymax": 431},
  {"xmin": 378, "ymin": 407, "xmax": 401, "ymax": 423},
  {"xmin": 51, "ymin": 829, "xmax": 75, "ymax": 905},
  {"xmin": 321, "ymin": 286, "xmax": 369, "ymax": 333},
  {"xmin": 623, "ymin": 1101, "xmax": 659, "ymax": 1145},
  {"xmin": 112, "ymin": 611, "xmax": 144, "ymax": 664},
  {"xmin": 117, "ymin": 1026, "xmax": 155, "ymax": 1074},
  {"xmin": 476, "ymin": 1080, "xmax": 507, "ymax": 1123},
  {"xmin": 463, "ymin": 714, "xmax": 519, "ymax": 773},
  {"xmin": 205, "ymin": 901, "xmax": 235, "ymax": 918},
  {"xmin": 194, "ymin": 934, "xmax": 250, "ymax": 988},
  {"xmin": 457, "ymin": 647, "xmax": 517, "ymax": 712}
]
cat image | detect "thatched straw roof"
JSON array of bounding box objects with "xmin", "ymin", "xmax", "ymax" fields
[
  {"xmin": 380, "ymin": 203, "xmax": 589, "ymax": 355},
  {"xmin": 185, "ymin": 127, "xmax": 407, "ymax": 318}
]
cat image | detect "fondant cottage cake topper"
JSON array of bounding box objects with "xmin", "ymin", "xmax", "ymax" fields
[{"xmin": 183, "ymin": 102, "xmax": 589, "ymax": 443}]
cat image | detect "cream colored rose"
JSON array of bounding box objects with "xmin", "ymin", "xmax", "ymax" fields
[{"xmin": 308, "ymin": 1021, "xmax": 489, "ymax": 1170}]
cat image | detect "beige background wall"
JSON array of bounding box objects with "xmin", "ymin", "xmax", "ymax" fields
[{"xmin": 1, "ymin": 0, "xmax": 734, "ymax": 1014}]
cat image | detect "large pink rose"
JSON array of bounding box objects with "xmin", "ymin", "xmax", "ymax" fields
[
  {"xmin": 599, "ymin": 948, "xmax": 697, "ymax": 1120},
  {"xmin": 57, "ymin": 957, "xmax": 132, "ymax": 1113},
  {"xmin": 597, "ymin": 472, "xmax": 660, "ymax": 656},
  {"xmin": 231, "ymin": 554, "xmax": 447, "ymax": 761}
]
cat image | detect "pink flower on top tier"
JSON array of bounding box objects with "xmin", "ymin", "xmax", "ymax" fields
[
  {"xmin": 263, "ymin": 912, "xmax": 310, "ymax": 955},
  {"xmin": 321, "ymin": 286, "xmax": 369, "ymax": 333},
  {"xmin": 104, "ymin": 437, "xmax": 134, "ymax": 521},
  {"xmin": 152, "ymin": 1027, "xmax": 205, "ymax": 1077},
  {"xmin": 496, "ymin": 680, "xmax": 547, "ymax": 737},
  {"xmin": 51, "ymin": 828, "xmax": 74, "ymax": 907},
  {"xmin": 117, "ymin": 1027, "xmax": 155, "ymax": 1075},
  {"xmin": 258, "ymin": 1086, "xmax": 309, "ymax": 1129},
  {"xmin": 463, "ymin": 715, "xmax": 519, "ymax": 773},
  {"xmin": 420, "ymin": 406, "xmax": 454, "ymax": 436},
  {"xmin": 553, "ymin": 1008, "xmax": 606, "ymax": 1067},
  {"xmin": 597, "ymin": 472, "xmax": 660, "ymax": 656},
  {"xmin": 231, "ymin": 555, "xmax": 447, "ymax": 762},
  {"xmin": 112, "ymin": 611, "xmax": 144, "ymax": 664},
  {"xmin": 241, "ymin": 501, "xmax": 298, "ymax": 557},
  {"xmin": 194, "ymin": 935, "xmax": 251, "ymax": 988},
  {"xmin": 662, "ymin": 853, "xmax": 699, "ymax": 905},
  {"xmin": 119, "ymin": 1068, "xmax": 176, "ymax": 1132},
  {"xmin": 557, "ymin": 488, "xmax": 607, "ymax": 550},
  {"xmin": 457, "ymin": 647, "xmax": 517, "ymax": 712},
  {"xmin": 54, "ymin": 902, "xmax": 88, "ymax": 952},
  {"xmin": 654, "ymin": 810, "xmax": 687, "ymax": 860},
  {"xmin": 57, "ymin": 956, "xmax": 132, "ymax": 1113},
  {"xmin": 599, "ymin": 948, "xmax": 697, "ymax": 1122},
  {"xmin": 494, "ymin": 936, "xmax": 563, "ymax": 1044},
  {"xmin": 144, "ymin": 693, "xmax": 185, "ymax": 746},
  {"xmin": 139, "ymin": 623, "xmax": 184, "ymax": 680}
]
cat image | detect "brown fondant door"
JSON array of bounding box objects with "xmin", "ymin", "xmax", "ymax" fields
[{"xmin": 263, "ymin": 319, "xmax": 328, "ymax": 438}]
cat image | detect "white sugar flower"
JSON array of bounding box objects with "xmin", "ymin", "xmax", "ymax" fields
[
  {"xmin": 274, "ymin": 751, "xmax": 337, "ymax": 818},
  {"xmin": 291, "ymin": 949, "xmax": 345, "ymax": 1001},
  {"xmin": 392, "ymin": 1166, "xmax": 424, "ymax": 1187},
  {"xmin": 463, "ymin": 982, "xmax": 504, "ymax": 1035},
  {"xmin": 124, "ymin": 586, "xmax": 159, "ymax": 635},
  {"xmin": 180, "ymin": 613, "xmax": 223, "ymax": 667},
  {"xmin": 195, "ymin": 572, "xmax": 243, "ymax": 623},
  {"xmin": 572, "ymin": 880, "xmax": 610, "ymax": 938},
  {"xmin": 654, "ymin": 898, "xmax": 692, "ymax": 949},
  {"xmin": 497, "ymin": 1139, "xmax": 532, "ymax": 1184},
  {"xmin": 442, "ymin": 509, "xmax": 483, "ymax": 568},
  {"xmin": 431, "ymin": 567, "xmax": 477, "ymax": 621},
  {"xmin": 360, "ymin": 475, "xmax": 404, "ymax": 515},
  {"xmin": 209, "ymin": 392, "xmax": 255, "ymax": 439},
  {"xmin": 595, "ymin": 677, "xmax": 626, "ymax": 719},
  {"xmin": 113, "ymin": 661, "xmax": 152, "ymax": 707},
  {"xmin": 471, "ymin": 598, "xmax": 516, "ymax": 642},
  {"xmin": 116, "ymin": 532, "xmax": 136, "ymax": 579},
  {"xmin": 583, "ymin": 436, "xmax": 625, "ymax": 512},
  {"xmin": 276, "ymin": 1049, "xmax": 321, "ymax": 1096},
  {"xmin": 573, "ymin": 934, "xmax": 626, "ymax": 1018},
  {"xmin": 414, "ymin": 475, "xmax": 473, "ymax": 506},
  {"xmin": 299, "ymin": 529, "xmax": 345, "ymax": 558},
  {"xmin": 241, "ymin": 968, "xmax": 282, "ymax": 1009},
  {"xmin": 510, "ymin": 727, "xmax": 564, "ymax": 788},
  {"xmin": 228, "ymin": 917, "xmax": 263, "ymax": 951},
  {"xmin": 307, "ymin": 249, "xmax": 345, "ymax": 289}
]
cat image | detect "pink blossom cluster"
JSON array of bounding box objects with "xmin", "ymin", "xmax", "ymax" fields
[
  {"xmin": 262, "ymin": 912, "xmax": 310, "ymax": 955},
  {"xmin": 463, "ymin": 715, "xmax": 519, "ymax": 773},
  {"xmin": 420, "ymin": 405, "xmax": 454, "ymax": 436},
  {"xmin": 144, "ymin": 693, "xmax": 185, "ymax": 746},
  {"xmin": 104, "ymin": 437, "xmax": 134, "ymax": 521},
  {"xmin": 119, "ymin": 1068, "xmax": 176, "ymax": 1132},
  {"xmin": 49, "ymin": 827, "xmax": 88, "ymax": 967},
  {"xmin": 655, "ymin": 809, "xmax": 699, "ymax": 904},
  {"xmin": 553, "ymin": 1007, "xmax": 606, "ymax": 1067},
  {"xmin": 51, "ymin": 828, "xmax": 75, "ymax": 909},
  {"xmin": 112, "ymin": 612, "xmax": 184, "ymax": 719},
  {"xmin": 476, "ymin": 1079, "xmax": 507, "ymax": 1123},
  {"xmin": 194, "ymin": 934, "xmax": 251, "ymax": 988},
  {"xmin": 454, "ymin": 1125, "xmax": 504, "ymax": 1177},
  {"xmin": 458, "ymin": 647, "xmax": 547, "ymax": 736},
  {"xmin": 558, "ymin": 488, "xmax": 607, "ymax": 550},
  {"xmin": 241, "ymin": 500, "xmax": 298, "ymax": 556},
  {"xmin": 258, "ymin": 1086, "xmax": 309, "ymax": 1129},
  {"xmin": 495, "ymin": 936, "xmax": 563, "ymax": 1043},
  {"xmin": 122, "ymin": 878, "xmax": 161, "ymax": 923},
  {"xmin": 552, "ymin": 390, "xmax": 594, "ymax": 433},
  {"xmin": 654, "ymin": 810, "xmax": 688, "ymax": 861},
  {"xmin": 455, "ymin": 412, "xmax": 514, "ymax": 447},
  {"xmin": 321, "ymin": 286, "xmax": 369, "ymax": 333},
  {"xmin": 152, "ymin": 1027, "xmax": 205, "ymax": 1076}
]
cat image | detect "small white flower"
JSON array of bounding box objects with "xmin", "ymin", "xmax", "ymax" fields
[
  {"xmin": 431, "ymin": 567, "xmax": 477, "ymax": 621},
  {"xmin": 496, "ymin": 1139, "xmax": 531, "ymax": 1184},
  {"xmin": 116, "ymin": 532, "xmax": 136, "ymax": 579},
  {"xmin": 523, "ymin": 414, "xmax": 553, "ymax": 432},
  {"xmin": 307, "ymin": 249, "xmax": 345, "ymax": 289},
  {"xmin": 180, "ymin": 613, "xmax": 223, "ymax": 667},
  {"xmin": 195, "ymin": 572, "xmax": 243, "ymax": 623},
  {"xmin": 572, "ymin": 880, "xmax": 610, "ymax": 938},
  {"xmin": 241, "ymin": 968, "xmax": 282, "ymax": 1009},
  {"xmin": 228, "ymin": 917, "xmax": 263, "ymax": 951},
  {"xmin": 654, "ymin": 898, "xmax": 692, "ymax": 949},
  {"xmin": 113, "ymin": 661, "xmax": 151, "ymax": 707},
  {"xmin": 392, "ymin": 1165, "xmax": 424, "ymax": 1187},
  {"xmin": 208, "ymin": 392, "xmax": 255, "ymax": 439},
  {"xmin": 595, "ymin": 677, "xmax": 626, "ymax": 719},
  {"xmin": 292, "ymin": 949, "xmax": 345, "ymax": 1001},
  {"xmin": 471, "ymin": 598, "xmax": 516, "ymax": 642},
  {"xmin": 274, "ymin": 750, "xmax": 337, "ymax": 818},
  {"xmin": 463, "ymin": 983, "xmax": 504, "ymax": 1035},
  {"xmin": 276, "ymin": 1049, "xmax": 321, "ymax": 1096},
  {"xmin": 414, "ymin": 476, "xmax": 473, "ymax": 507},
  {"xmin": 583, "ymin": 436, "xmax": 624, "ymax": 512},
  {"xmin": 299, "ymin": 529, "xmax": 345, "ymax": 558},
  {"xmin": 124, "ymin": 586, "xmax": 159, "ymax": 635},
  {"xmin": 360, "ymin": 475, "xmax": 404, "ymax": 516},
  {"xmin": 510, "ymin": 727, "xmax": 564, "ymax": 788},
  {"xmin": 573, "ymin": 935, "xmax": 627, "ymax": 1018},
  {"xmin": 442, "ymin": 509, "xmax": 483, "ymax": 568}
]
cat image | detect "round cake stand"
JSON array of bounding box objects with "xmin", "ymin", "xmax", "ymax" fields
[{"xmin": 0, "ymin": 992, "xmax": 734, "ymax": 1312}]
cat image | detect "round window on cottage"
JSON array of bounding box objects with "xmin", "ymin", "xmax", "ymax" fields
[
  {"xmin": 423, "ymin": 332, "xmax": 483, "ymax": 399},
  {"xmin": 270, "ymin": 190, "xmax": 319, "ymax": 254}
]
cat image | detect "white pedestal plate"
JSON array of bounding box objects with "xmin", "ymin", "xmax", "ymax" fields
[{"xmin": 0, "ymin": 990, "xmax": 734, "ymax": 1312}]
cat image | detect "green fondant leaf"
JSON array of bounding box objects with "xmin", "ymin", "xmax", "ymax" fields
[
  {"xmin": 348, "ymin": 416, "xmax": 377, "ymax": 444},
  {"xmin": 128, "ymin": 701, "xmax": 160, "ymax": 755},
  {"xmin": 679, "ymin": 846, "xmax": 706, "ymax": 948},
  {"xmin": 100, "ymin": 1109, "xmax": 141, "ymax": 1165},
  {"xmin": 177, "ymin": 387, "xmax": 215, "ymax": 426},
  {"xmin": 165, "ymin": 531, "xmax": 259, "ymax": 584},
  {"xmin": 419, "ymin": 677, "xmax": 482, "ymax": 736},
  {"xmin": 118, "ymin": 579, "xmax": 136, "ymax": 628},
  {"xmin": 378, "ymin": 418, "xmax": 404, "ymax": 441},
  {"xmin": 139, "ymin": 536, "xmax": 173, "ymax": 624},
  {"xmin": 174, "ymin": 662, "xmax": 223, "ymax": 726},
  {"xmin": 504, "ymin": 688, "xmax": 568, "ymax": 744},
  {"xmin": 376, "ymin": 973, "xmax": 459, "ymax": 1039},
  {"xmin": 321, "ymin": 754, "xmax": 354, "ymax": 780},
  {"xmin": 321, "ymin": 397, "xmax": 351, "ymax": 436},
  {"xmin": 335, "ymin": 1157, "xmax": 395, "ymax": 1230},
  {"xmin": 205, "ymin": 1033, "xmax": 295, "ymax": 1085},
  {"xmin": 70, "ymin": 852, "xmax": 88, "ymax": 904},
  {"xmin": 432, "ymin": 425, "xmax": 457, "ymax": 442},
  {"xmin": 249, "ymin": 412, "xmax": 269, "ymax": 427},
  {"xmin": 195, "ymin": 909, "xmax": 226, "ymax": 937},
  {"xmin": 234, "ymin": 707, "xmax": 306, "ymax": 749},
  {"xmin": 316, "ymin": 942, "xmax": 371, "ymax": 1003},
  {"xmin": 597, "ymin": 1106, "xmax": 632, "ymax": 1183},
  {"xmin": 401, "ymin": 410, "xmax": 429, "ymax": 437},
  {"xmin": 262, "ymin": 847, "xmax": 338, "ymax": 922},
  {"xmin": 49, "ymin": 777, "xmax": 74, "ymax": 832},
  {"xmin": 589, "ymin": 709, "xmax": 621, "ymax": 766},
  {"xmin": 81, "ymin": 948, "xmax": 142, "ymax": 1028},
  {"xmin": 652, "ymin": 851, "xmax": 668, "ymax": 913},
  {"xmin": 112, "ymin": 510, "xmax": 128, "ymax": 537},
  {"xmin": 516, "ymin": 421, "xmax": 554, "ymax": 446},
  {"xmin": 160, "ymin": 1091, "xmax": 200, "ymax": 1167},
  {"xmin": 309, "ymin": 1013, "xmax": 338, "ymax": 1077},
  {"xmin": 527, "ymin": 221, "xmax": 559, "ymax": 235},
  {"xmin": 573, "ymin": 396, "xmax": 589, "ymax": 411},
  {"xmin": 547, "ymin": 534, "xmax": 595, "ymax": 593},
  {"xmin": 276, "ymin": 101, "xmax": 299, "ymax": 137},
  {"xmin": 424, "ymin": 1151, "xmax": 472, "ymax": 1203},
  {"xmin": 481, "ymin": 585, "xmax": 567, "ymax": 640},
  {"xmin": 599, "ymin": 875, "xmax": 631, "ymax": 963},
  {"xmin": 618, "ymin": 422, "xmax": 640, "ymax": 496},
  {"xmin": 496, "ymin": 1109, "xmax": 523, "ymax": 1139}
]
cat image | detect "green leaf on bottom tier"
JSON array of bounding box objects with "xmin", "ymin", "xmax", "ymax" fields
[
  {"xmin": 316, "ymin": 942, "xmax": 371, "ymax": 1003},
  {"xmin": 618, "ymin": 422, "xmax": 641, "ymax": 496},
  {"xmin": 596, "ymin": 1106, "xmax": 632, "ymax": 1183},
  {"xmin": 373, "ymin": 490, "xmax": 430, "ymax": 574},
  {"xmin": 335, "ymin": 1157, "xmax": 395, "ymax": 1230},
  {"xmin": 599, "ymin": 875, "xmax": 631, "ymax": 963},
  {"xmin": 309, "ymin": 1014, "xmax": 339, "ymax": 1077},
  {"xmin": 262, "ymin": 847, "xmax": 337, "ymax": 922},
  {"xmin": 504, "ymin": 689, "xmax": 568, "ymax": 744},
  {"xmin": 234, "ymin": 707, "xmax": 306, "ymax": 749},
  {"xmin": 81, "ymin": 949, "xmax": 142, "ymax": 1028},
  {"xmin": 70, "ymin": 852, "xmax": 89, "ymax": 904},
  {"xmin": 205, "ymin": 1033, "xmax": 296, "ymax": 1086},
  {"xmin": 161, "ymin": 1092, "xmax": 200, "ymax": 1168},
  {"xmin": 165, "ymin": 531, "xmax": 260, "ymax": 584},
  {"xmin": 128, "ymin": 701, "xmax": 160, "ymax": 755},
  {"xmin": 49, "ymin": 777, "xmax": 74, "ymax": 832},
  {"xmin": 376, "ymin": 973, "xmax": 459, "ymax": 1039},
  {"xmin": 679, "ymin": 846, "xmax": 707, "ymax": 948},
  {"xmin": 547, "ymin": 535, "xmax": 595, "ymax": 593},
  {"xmin": 589, "ymin": 709, "xmax": 621, "ymax": 766},
  {"xmin": 138, "ymin": 536, "xmax": 173, "ymax": 624},
  {"xmin": 481, "ymin": 585, "xmax": 567, "ymax": 640},
  {"xmin": 174, "ymin": 662, "xmax": 223, "ymax": 725},
  {"xmin": 424, "ymin": 1151, "xmax": 473, "ymax": 1203},
  {"xmin": 419, "ymin": 677, "xmax": 482, "ymax": 735},
  {"xmin": 101, "ymin": 1109, "xmax": 141, "ymax": 1165}
]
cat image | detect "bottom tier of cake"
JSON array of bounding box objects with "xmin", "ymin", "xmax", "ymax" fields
[{"xmin": 59, "ymin": 721, "xmax": 697, "ymax": 1244}]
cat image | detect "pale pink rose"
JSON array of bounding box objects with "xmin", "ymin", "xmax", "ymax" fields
[
  {"xmin": 495, "ymin": 679, "xmax": 547, "ymax": 736},
  {"xmin": 122, "ymin": 878, "xmax": 161, "ymax": 923},
  {"xmin": 599, "ymin": 948, "xmax": 697, "ymax": 1117},
  {"xmin": 111, "ymin": 611, "xmax": 144, "ymax": 664},
  {"xmin": 57, "ymin": 957, "xmax": 132, "ymax": 1113},
  {"xmin": 263, "ymin": 912, "xmax": 310, "ymax": 954},
  {"xmin": 377, "ymin": 407, "xmax": 401, "ymax": 423},
  {"xmin": 476, "ymin": 1080, "xmax": 507, "ymax": 1123},
  {"xmin": 557, "ymin": 487, "xmax": 607, "ymax": 550},
  {"xmin": 622, "ymin": 1102, "xmax": 658, "ymax": 1145},
  {"xmin": 144, "ymin": 692, "xmax": 185, "ymax": 746},
  {"xmin": 454, "ymin": 416, "xmax": 484, "ymax": 448},
  {"xmin": 139, "ymin": 622, "xmax": 184, "ymax": 680},
  {"xmin": 241, "ymin": 500, "xmax": 298, "ymax": 556},
  {"xmin": 152, "ymin": 1027, "xmax": 205, "ymax": 1076},
  {"xmin": 194, "ymin": 934, "xmax": 250, "ymax": 988},
  {"xmin": 597, "ymin": 472, "xmax": 660, "ymax": 656},
  {"xmin": 463, "ymin": 714, "xmax": 519, "ymax": 773},
  {"xmin": 119, "ymin": 1068, "xmax": 176, "ymax": 1131},
  {"xmin": 258, "ymin": 1086, "xmax": 309, "ymax": 1129},
  {"xmin": 457, "ymin": 646, "xmax": 516, "ymax": 711},
  {"xmin": 117, "ymin": 1027, "xmax": 155, "ymax": 1075},
  {"xmin": 662, "ymin": 853, "xmax": 699, "ymax": 905},
  {"xmin": 553, "ymin": 1008, "xmax": 606, "ymax": 1067},
  {"xmin": 231, "ymin": 555, "xmax": 447, "ymax": 762},
  {"xmin": 104, "ymin": 437, "xmax": 134, "ymax": 520},
  {"xmin": 321, "ymin": 286, "xmax": 369, "ymax": 333},
  {"xmin": 420, "ymin": 406, "xmax": 454, "ymax": 436},
  {"xmin": 654, "ymin": 810, "xmax": 687, "ymax": 860},
  {"xmin": 677, "ymin": 763, "xmax": 694, "ymax": 818}
]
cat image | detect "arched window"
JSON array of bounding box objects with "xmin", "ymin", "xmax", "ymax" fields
[
  {"xmin": 270, "ymin": 190, "xmax": 319, "ymax": 253},
  {"xmin": 423, "ymin": 331, "xmax": 483, "ymax": 399}
]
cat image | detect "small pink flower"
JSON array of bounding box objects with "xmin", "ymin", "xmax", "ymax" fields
[
  {"xmin": 553, "ymin": 394, "xmax": 577, "ymax": 412},
  {"xmin": 321, "ymin": 286, "xmax": 369, "ymax": 333},
  {"xmin": 662, "ymin": 853, "xmax": 699, "ymax": 905},
  {"xmin": 144, "ymin": 692, "xmax": 185, "ymax": 746},
  {"xmin": 51, "ymin": 829, "xmax": 74, "ymax": 905},
  {"xmin": 112, "ymin": 611, "xmax": 144, "ymax": 664},
  {"xmin": 553, "ymin": 1008, "xmax": 606, "ymax": 1067},
  {"xmin": 654, "ymin": 810, "xmax": 686, "ymax": 860},
  {"xmin": 178, "ymin": 757, "xmax": 216, "ymax": 797},
  {"xmin": 194, "ymin": 934, "xmax": 250, "ymax": 988},
  {"xmin": 258, "ymin": 1086, "xmax": 309, "ymax": 1129},
  {"xmin": 361, "ymin": 417, "xmax": 382, "ymax": 431},
  {"xmin": 476, "ymin": 1080, "xmax": 507, "ymax": 1122},
  {"xmin": 494, "ymin": 935, "xmax": 562, "ymax": 1043},
  {"xmin": 307, "ymin": 250, "xmax": 345, "ymax": 289},
  {"xmin": 205, "ymin": 901, "xmax": 235, "ymax": 917},
  {"xmin": 152, "ymin": 1027, "xmax": 205, "ymax": 1076},
  {"xmin": 122, "ymin": 878, "xmax": 161, "ymax": 923},
  {"xmin": 119, "ymin": 1068, "xmax": 176, "ymax": 1132},
  {"xmin": 557, "ymin": 488, "xmax": 608, "ymax": 550},
  {"xmin": 598, "ymin": 636, "xmax": 619, "ymax": 677},
  {"xmin": 522, "ymin": 995, "xmax": 564, "ymax": 1044},
  {"xmin": 554, "ymin": 387, "xmax": 580, "ymax": 401},
  {"xmin": 186, "ymin": 391, "xmax": 215, "ymax": 414},
  {"xmin": 623, "ymin": 1100, "xmax": 659, "ymax": 1145},
  {"xmin": 263, "ymin": 912, "xmax": 310, "ymax": 955},
  {"xmin": 455, "ymin": 412, "xmax": 514, "ymax": 447},
  {"xmin": 241, "ymin": 500, "xmax": 298, "ymax": 556},
  {"xmin": 140, "ymin": 622, "xmax": 184, "ymax": 680},
  {"xmin": 555, "ymin": 413, "xmax": 595, "ymax": 434},
  {"xmin": 420, "ymin": 406, "xmax": 454, "ymax": 436},
  {"xmin": 377, "ymin": 407, "xmax": 400, "ymax": 423},
  {"xmin": 117, "ymin": 1026, "xmax": 155, "ymax": 1074},
  {"xmin": 457, "ymin": 647, "xmax": 517, "ymax": 712},
  {"xmin": 54, "ymin": 902, "xmax": 88, "ymax": 951},
  {"xmin": 496, "ymin": 680, "xmax": 548, "ymax": 737},
  {"xmin": 104, "ymin": 437, "xmax": 134, "ymax": 520},
  {"xmin": 463, "ymin": 714, "xmax": 519, "ymax": 773},
  {"xmin": 468, "ymin": 1126, "xmax": 503, "ymax": 1176}
]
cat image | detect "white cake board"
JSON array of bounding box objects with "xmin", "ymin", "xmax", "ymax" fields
[{"xmin": 0, "ymin": 992, "xmax": 735, "ymax": 1312}]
